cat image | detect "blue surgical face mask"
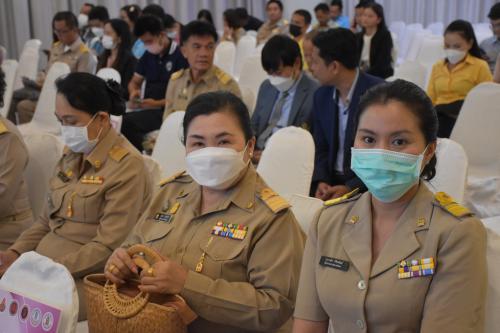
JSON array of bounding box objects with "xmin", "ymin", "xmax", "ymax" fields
[{"xmin": 351, "ymin": 147, "xmax": 428, "ymax": 203}]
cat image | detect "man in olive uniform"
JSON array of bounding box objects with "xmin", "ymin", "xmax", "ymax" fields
[
  {"xmin": 9, "ymin": 11, "xmax": 95, "ymax": 124},
  {"xmin": 256, "ymin": 0, "xmax": 289, "ymax": 46},
  {"xmin": 163, "ymin": 20, "xmax": 241, "ymax": 120}
]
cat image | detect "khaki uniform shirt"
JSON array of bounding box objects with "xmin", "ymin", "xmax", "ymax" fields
[
  {"xmin": 163, "ymin": 65, "xmax": 241, "ymax": 120},
  {"xmin": 256, "ymin": 19, "xmax": 289, "ymax": 46},
  {"xmin": 124, "ymin": 166, "xmax": 305, "ymax": 333},
  {"xmin": 37, "ymin": 38, "xmax": 94, "ymax": 84},
  {"xmin": 10, "ymin": 128, "xmax": 151, "ymax": 279},
  {"xmin": 0, "ymin": 116, "xmax": 32, "ymax": 250},
  {"xmin": 294, "ymin": 185, "xmax": 487, "ymax": 333}
]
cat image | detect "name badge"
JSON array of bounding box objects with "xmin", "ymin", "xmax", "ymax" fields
[
  {"xmin": 154, "ymin": 213, "xmax": 172, "ymax": 223},
  {"xmin": 320, "ymin": 256, "xmax": 350, "ymax": 272}
]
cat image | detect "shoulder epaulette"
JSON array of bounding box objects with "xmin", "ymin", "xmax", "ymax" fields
[
  {"xmin": 54, "ymin": 41, "xmax": 61, "ymax": 47},
  {"xmin": 258, "ymin": 188, "xmax": 290, "ymax": 213},
  {"xmin": 324, "ymin": 188, "xmax": 360, "ymax": 207},
  {"xmin": 0, "ymin": 119, "xmax": 8, "ymax": 134},
  {"xmin": 434, "ymin": 192, "xmax": 473, "ymax": 219},
  {"xmin": 79, "ymin": 44, "xmax": 89, "ymax": 53},
  {"xmin": 214, "ymin": 67, "xmax": 232, "ymax": 85},
  {"xmin": 170, "ymin": 69, "xmax": 184, "ymax": 81},
  {"xmin": 108, "ymin": 145, "xmax": 129, "ymax": 162},
  {"xmin": 159, "ymin": 170, "xmax": 186, "ymax": 187}
]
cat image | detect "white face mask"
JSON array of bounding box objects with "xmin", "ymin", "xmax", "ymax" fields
[
  {"xmin": 167, "ymin": 31, "xmax": 177, "ymax": 39},
  {"xmin": 268, "ymin": 75, "xmax": 295, "ymax": 92},
  {"xmin": 78, "ymin": 14, "xmax": 88, "ymax": 28},
  {"xmin": 102, "ymin": 35, "xmax": 115, "ymax": 50},
  {"xmin": 91, "ymin": 27, "xmax": 104, "ymax": 37},
  {"xmin": 186, "ymin": 146, "xmax": 249, "ymax": 190},
  {"xmin": 445, "ymin": 49, "xmax": 466, "ymax": 65},
  {"xmin": 61, "ymin": 114, "xmax": 101, "ymax": 154}
]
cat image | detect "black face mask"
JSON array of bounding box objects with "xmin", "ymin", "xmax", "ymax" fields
[{"xmin": 289, "ymin": 24, "xmax": 302, "ymax": 37}]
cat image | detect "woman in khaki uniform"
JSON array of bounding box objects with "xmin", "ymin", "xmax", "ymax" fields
[
  {"xmin": 105, "ymin": 91, "xmax": 305, "ymax": 333},
  {"xmin": 0, "ymin": 69, "xmax": 33, "ymax": 250},
  {"xmin": 293, "ymin": 80, "xmax": 487, "ymax": 333},
  {"xmin": 0, "ymin": 73, "xmax": 151, "ymax": 320}
]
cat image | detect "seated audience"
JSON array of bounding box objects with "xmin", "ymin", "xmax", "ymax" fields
[
  {"xmin": 313, "ymin": 3, "xmax": 336, "ymax": 32},
  {"xmin": 427, "ymin": 20, "xmax": 492, "ymax": 138},
  {"xmin": 120, "ymin": 4, "xmax": 142, "ymax": 44},
  {"xmin": 330, "ymin": 0, "xmax": 350, "ymax": 29},
  {"xmin": 164, "ymin": 20, "xmax": 241, "ymax": 119},
  {"xmin": 97, "ymin": 19, "xmax": 137, "ymax": 100},
  {"xmin": 351, "ymin": 0, "xmax": 374, "ymax": 33},
  {"xmin": 236, "ymin": 7, "xmax": 264, "ymax": 31},
  {"xmin": 0, "ymin": 69, "xmax": 33, "ymax": 251},
  {"xmin": 85, "ymin": 5, "xmax": 109, "ymax": 56},
  {"xmin": 121, "ymin": 15, "xmax": 188, "ymax": 151},
  {"xmin": 221, "ymin": 9, "xmax": 246, "ymax": 44},
  {"xmin": 257, "ymin": 0, "xmax": 289, "ymax": 45},
  {"xmin": 302, "ymin": 30, "xmax": 319, "ymax": 72},
  {"xmin": 293, "ymin": 80, "xmax": 486, "ymax": 333},
  {"xmin": 105, "ymin": 91, "xmax": 305, "ymax": 332},
  {"xmin": 251, "ymin": 35, "xmax": 318, "ymax": 163},
  {"xmin": 164, "ymin": 13, "xmax": 182, "ymax": 45},
  {"xmin": 356, "ymin": 2, "xmax": 394, "ymax": 79},
  {"xmin": 290, "ymin": 9, "xmax": 312, "ymax": 71},
  {"xmin": 8, "ymin": 11, "xmax": 94, "ymax": 124},
  {"xmin": 131, "ymin": 4, "xmax": 166, "ymax": 59},
  {"xmin": 480, "ymin": 2, "xmax": 500, "ymax": 73},
  {"xmin": 309, "ymin": 28, "xmax": 383, "ymax": 200},
  {"xmin": 0, "ymin": 73, "xmax": 151, "ymax": 321},
  {"xmin": 77, "ymin": 2, "xmax": 94, "ymax": 28},
  {"xmin": 197, "ymin": 9, "xmax": 214, "ymax": 26}
]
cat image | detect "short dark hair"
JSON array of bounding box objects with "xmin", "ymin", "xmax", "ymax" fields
[
  {"xmin": 134, "ymin": 15, "xmax": 164, "ymax": 37},
  {"xmin": 197, "ymin": 9, "xmax": 214, "ymax": 26},
  {"xmin": 88, "ymin": 6, "xmax": 109, "ymax": 22},
  {"xmin": 262, "ymin": 35, "xmax": 302, "ymax": 72},
  {"xmin": 488, "ymin": 2, "xmax": 500, "ymax": 20},
  {"xmin": 266, "ymin": 0, "xmax": 283, "ymax": 11},
  {"xmin": 293, "ymin": 9, "xmax": 312, "ymax": 25},
  {"xmin": 163, "ymin": 13, "xmax": 176, "ymax": 30},
  {"xmin": 55, "ymin": 72, "xmax": 125, "ymax": 116},
  {"xmin": 357, "ymin": 79, "xmax": 438, "ymax": 180},
  {"xmin": 180, "ymin": 20, "xmax": 218, "ymax": 45},
  {"xmin": 444, "ymin": 20, "xmax": 482, "ymax": 58},
  {"xmin": 235, "ymin": 7, "xmax": 249, "ymax": 20},
  {"xmin": 142, "ymin": 4, "xmax": 165, "ymax": 18},
  {"xmin": 224, "ymin": 9, "xmax": 243, "ymax": 29},
  {"xmin": 121, "ymin": 5, "xmax": 141, "ymax": 24},
  {"xmin": 183, "ymin": 91, "xmax": 253, "ymax": 144},
  {"xmin": 330, "ymin": 0, "xmax": 343, "ymax": 11},
  {"xmin": 0, "ymin": 68, "xmax": 5, "ymax": 108},
  {"xmin": 313, "ymin": 28, "xmax": 358, "ymax": 69},
  {"xmin": 356, "ymin": 0, "xmax": 375, "ymax": 9},
  {"xmin": 52, "ymin": 11, "xmax": 78, "ymax": 30},
  {"xmin": 314, "ymin": 3, "xmax": 330, "ymax": 13}
]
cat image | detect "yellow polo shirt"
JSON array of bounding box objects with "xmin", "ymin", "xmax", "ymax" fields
[{"xmin": 427, "ymin": 54, "xmax": 492, "ymax": 106}]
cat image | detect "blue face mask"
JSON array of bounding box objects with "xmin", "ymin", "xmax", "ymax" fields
[{"xmin": 351, "ymin": 147, "xmax": 427, "ymax": 203}]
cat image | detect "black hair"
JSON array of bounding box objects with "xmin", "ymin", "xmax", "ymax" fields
[
  {"xmin": 121, "ymin": 5, "xmax": 141, "ymax": 24},
  {"xmin": 197, "ymin": 9, "xmax": 214, "ymax": 26},
  {"xmin": 88, "ymin": 6, "xmax": 109, "ymax": 22},
  {"xmin": 134, "ymin": 15, "xmax": 164, "ymax": 37},
  {"xmin": 163, "ymin": 14, "xmax": 176, "ymax": 30},
  {"xmin": 293, "ymin": 9, "xmax": 312, "ymax": 25},
  {"xmin": 488, "ymin": 2, "xmax": 500, "ymax": 20},
  {"xmin": 55, "ymin": 72, "xmax": 125, "ymax": 116},
  {"xmin": 224, "ymin": 9, "xmax": 243, "ymax": 29},
  {"xmin": 235, "ymin": 7, "xmax": 249, "ymax": 20},
  {"xmin": 357, "ymin": 79, "xmax": 438, "ymax": 180},
  {"xmin": 314, "ymin": 3, "xmax": 330, "ymax": 13},
  {"xmin": 53, "ymin": 11, "xmax": 78, "ymax": 30},
  {"xmin": 313, "ymin": 28, "xmax": 358, "ymax": 69},
  {"xmin": 444, "ymin": 20, "xmax": 482, "ymax": 58},
  {"xmin": 183, "ymin": 91, "xmax": 253, "ymax": 144},
  {"xmin": 83, "ymin": 3, "xmax": 94, "ymax": 9},
  {"xmin": 266, "ymin": 0, "xmax": 283, "ymax": 11},
  {"xmin": 98, "ymin": 19, "xmax": 132, "ymax": 72},
  {"xmin": 330, "ymin": 0, "xmax": 343, "ymax": 11},
  {"xmin": 0, "ymin": 68, "xmax": 5, "ymax": 108},
  {"xmin": 142, "ymin": 4, "xmax": 165, "ymax": 18},
  {"xmin": 262, "ymin": 35, "xmax": 302, "ymax": 72},
  {"xmin": 356, "ymin": 0, "xmax": 375, "ymax": 9},
  {"xmin": 181, "ymin": 20, "xmax": 218, "ymax": 45},
  {"xmin": 362, "ymin": 2, "xmax": 389, "ymax": 31}
]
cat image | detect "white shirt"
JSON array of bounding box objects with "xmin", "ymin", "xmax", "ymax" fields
[{"xmin": 361, "ymin": 34, "xmax": 373, "ymax": 68}]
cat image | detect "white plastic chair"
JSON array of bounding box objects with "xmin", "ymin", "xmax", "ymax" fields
[
  {"xmin": 13, "ymin": 48, "xmax": 40, "ymax": 90},
  {"xmin": 0, "ymin": 59, "xmax": 18, "ymax": 117},
  {"xmin": 22, "ymin": 132, "xmax": 64, "ymax": 219},
  {"xmin": 288, "ymin": 194, "xmax": 323, "ymax": 232},
  {"xmin": 405, "ymin": 30, "xmax": 432, "ymax": 62},
  {"xmin": 18, "ymin": 62, "xmax": 70, "ymax": 135},
  {"xmin": 398, "ymin": 23, "xmax": 423, "ymax": 64},
  {"xmin": 0, "ymin": 45, "xmax": 6, "ymax": 62},
  {"xmin": 240, "ymin": 86, "xmax": 256, "ymax": 115},
  {"xmin": 234, "ymin": 35, "xmax": 257, "ymax": 80},
  {"xmin": 22, "ymin": 39, "xmax": 42, "ymax": 53},
  {"xmin": 426, "ymin": 138, "xmax": 468, "ymax": 203},
  {"xmin": 426, "ymin": 22, "xmax": 444, "ymax": 36},
  {"xmin": 238, "ymin": 55, "xmax": 267, "ymax": 101},
  {"xmin": 417, "ymin": 36, "xmax": 445, "ymax": 68},
  {"xmin": 143, "ymin": 155, "xmax": 163, "ymax": 188},
  {"xmin": 391, "ymin": 61, "xmax": 427, "ymax": 89},
  {"xmin": 214, "ymin": 41, "xmax": 236, "ymax": 76},
  {"xmin": 257, "ymin": 126, "xmax": 315, "ymax": 197},
  {"xmin": 96, "ymin": 67, "xmax": 121, "ymax": 83},
  {"xmin": 246, "ymin": 30, "xmax": 258, "ymax": 37},
  {"xmin": 151, "ymin": 111, "xmax": 186, "ymax": 178},
  {"xmin": 389, "ymin": 21, "xmax": 405, "ymax": 47}
]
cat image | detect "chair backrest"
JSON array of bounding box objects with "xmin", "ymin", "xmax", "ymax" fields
[
  {"xmin": 238, "ymin": 55, "xmax": 267, "ymax": 100},
  {"xmin": 96, "ymin": 67, "xmax": 122, "ymax": 83},
  {"xmin": 0, "ymin": 59, "xmax": 18, "ymax": 117},
  {"xmin": 246, "ymin": 30, "xmax": 258, "ymax": 37},
  {"xmin": 22, "ymin": 39, "xmax": 42, "ymax": 53},
  {"xmin": 151, "ymin": 111, "xmax": 186, "ymax": 178},
  {"xmin": 417, "ymin": 35, "xmax": 445, "ymax": 68},
  {"xmin": 392, "ymin": 61, "xmax": 427, "ymax": 89},
  {"xmin": 214, "ymin": 41, "xmax": 236, "ymax": 76},
  {"xmin": 389, "ymin": 21, "xmax": 405, "ymax": 46},
  {"xmin": 399, "ymin": 23, "xmax": 423, "ymax": 62},
  {"xmin": 426, "ymin": 138, "xmax": 468, "ymax": 203},
  {"xmin": 23, "ymin": 132, "xmax": 64, "ymax": 219},
  {"xmin": 0, "ymin": 251, "xmax": 79, "ymax": 333},
  {"xmin": 143, "ymin": 155, "xmax": 163, "ymax": 189},
  {"xmin": 288, "ymin": 194, "xmax": 323, "ymax": 232},
  {"xmin": 257, "ymin": 126, "xmax": 315, "ymax": 197},
  {"xmin": 234, "ymin": 35, "xmax": 257, "ymax": 79},
  {"xmin": 405, "ymin": 30, "xmax": 432, "ymax": 62},
  {"xmin": 481, "ymin": 217, "xmax": 500, "ymax": 333},
  {"xmin": 427, "ymin": 22, "xmax": 444, "ymax": 35},
  {"xmin": 14, "ymin": 48, "xmax": 39, "ymax": 90},
  {"xmin": 30, "ymin": 62, "xmax": 71, "ymax": 134},
  {"xmin": 240, "ymin": 86, "xmax": 256, "ymax": 115}
]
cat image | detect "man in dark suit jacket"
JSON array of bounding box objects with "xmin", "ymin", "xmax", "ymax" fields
[
  {"xmin": 310, "ymin": 28, "xmax": 383, "ymax": 200},
  {"xmin": 251, "ymin": 35, "xmax": 319, "ymax": 163}
]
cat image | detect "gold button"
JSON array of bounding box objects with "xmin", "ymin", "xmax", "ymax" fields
[
  {"xmin": 246, "ymin": 202, "xmax": 254, "ymax": 209},
  {"xmin": 349, "ymin": 216, "xmax": 359, "ymax": 224},
  {"xmin": 94, "ymin": 160, "xmax": 101, "ymax": 169},
  {"xmin": 416, "ymin": 218, "xmax": 426, "ymax": 227}
]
